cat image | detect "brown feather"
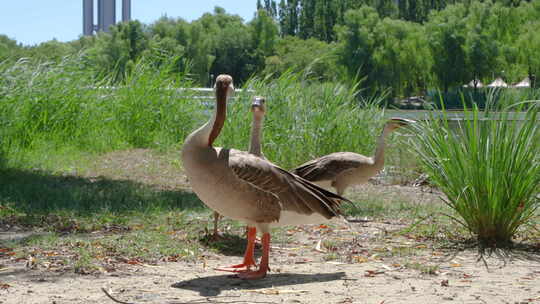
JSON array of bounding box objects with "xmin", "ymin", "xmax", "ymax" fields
[
  {"xmin": 293, "ymin": 152, "xmax": 369, "ymax": 182},
  {"xmin": 228, "ymin": 150, "xmax": 350, "ymax": 220}
]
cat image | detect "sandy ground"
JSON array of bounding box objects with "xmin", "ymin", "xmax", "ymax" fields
[{"xmin": 2, "ymin": 216, "xmax": 540, "ymax": 304}]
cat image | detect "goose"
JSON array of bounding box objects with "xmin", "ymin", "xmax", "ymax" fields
[
  {"xmin": 182, "ymin": 75, "xmax": 350, "ymax": 279},
  {"xmin": 212, "ymin": 96, "xmax": 267, "ymax": 239},
  {"xmin": 292, "ymin": 118, "xmax": 415, "ymax": 195}
]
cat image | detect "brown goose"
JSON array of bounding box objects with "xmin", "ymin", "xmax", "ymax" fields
[
  {"xmin": 182, "ymin": 75, "xmax": 349, "ymax": 279},
  {"xmin": 212, "ymin": 96, "xmax": 267, "ymax": 239},
  {"xmin": 292, "ymin": 118, "xmax": 415, "ymax": 195}
]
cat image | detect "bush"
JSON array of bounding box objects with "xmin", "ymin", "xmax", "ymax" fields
[{"xmin": 409, "ymin": 96, "xmax": 540, "ymax": 248}]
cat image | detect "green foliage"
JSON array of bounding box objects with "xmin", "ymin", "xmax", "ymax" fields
[
  {"xmin": 0, "ymin": 54, "xmax": 204, "ymax": 160},
  {"xmin": 278, "ymin": 0, "xmax": 299, "ymax": 36},
  {"xmin": 516, "ymin": 20, "xmax": 540, "ymax": 83},
  {"xmin": 264, "ymin": 36, "xmax": 337, "ymax": 81},
  {"xmin": 86, "ymin": 20, "xmax": 149, "ymax": 81},
  {"xmin": 201, "ymin": 8, "xmax": 256, "ymax": 84},
  {"xmin": 463, "ymin": 2, "xmax": 499, "ymax": 86},
  {"xmin": 24, "ymin": 39, "xmax": 76, "ymax": 63},
  {"xmin": 3, "ymin": 0, "xmax": 540, "ymax": 102},
  {"xmin": 0, "ymin": 35, "xmax": 23, "ymax": 62},
  {"xmin": 250, "ymin": 9, "xmax": 280, "ymax": 74},
  {"xmin": 372, "ymin": 18, "xmax": 431, "ymax": 97},
  {"xmin": 425, "ymin": 4, "xmax": 468, "ymax": 92},
  {"xmin": 409, "ymin": 98, "xmax": 540, "ymax": 247},
  {"xmin": 335, "ymin": 6, "xmax": 380, "ymax": 92}
]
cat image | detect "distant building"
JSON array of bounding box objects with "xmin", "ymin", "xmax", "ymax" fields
[
  {"xmin": 463, "ymin": 79, "xmax": 484, "ymax": 88},
  {"xmin": 487, "ymin": 77, "xmax": 508, "ymax": 88},
  {"xmin": 512, "ymin": 77, "xmax": 531, "ymax": 88},
  {"xmin": 83, "ymin": 0, "xmax": 131, "ymax": 36}
]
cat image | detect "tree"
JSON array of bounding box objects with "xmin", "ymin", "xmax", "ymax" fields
[
  {"xmin": 250, "ymin": 9, "xmax": 280, "ymax": 74},
  {"xmin": 264, "ymin": 36, "xmax": 337, "ymax": 80},
  {"xmin": 278, "ymin": 0, "xmax": 299, "ymax": 36},
  {"xmin": 86, "ymin": 20, "xmax": 149, "ymax": 81},
  {"xmin": 147, "ymin": 17, "xmax": 190, "ymax": 73},
  {"xmin": 372, "ymin": 18, "xmax": 431, "ymax": 96},
  {"xmin": 185, "ymin": 22, "xmax": 214, "ymax": 85},
  {"xmin": 335, "ymin": 6, "xmax": 380, "ymax": 92},
  {"xmin": 517, "ymin": 21, "xmax": 540, "ymax": 88},
  {"xmin": 195, "ymin": 7, "xmax": 254, "ymax": 85},
  {"xmin": 463, "ymin": 2, "xmax": 499, "ymax": 89},
  {"xmin": 25, "ymin": 39, "xmax": 75, "ymax": 63},
  {"xmin": 299, "ymin": 0, "xmax": 316, "ymax": 39},
  {"xmin": 425, "ymin": 4, "xmax": 468, "ymax": 92},
  {"xmin": 263, "ymin": 0, "xmax": 278, "ymax": 18},
  {"xmin": 0, "ymin": 35, "xmax": 23, "ymax": 62}
]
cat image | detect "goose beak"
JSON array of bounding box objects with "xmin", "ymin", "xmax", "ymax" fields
[
  {"xmin": 227, "ymin": 83, "xmax": 235, "ymax": 96},
  {"xmin": 390, "ymin": 117, "xmax": 416, "ymax": 127},
  {"xmin": 252, "ymin": 97, "xmax": 265, "ymax": 109}
]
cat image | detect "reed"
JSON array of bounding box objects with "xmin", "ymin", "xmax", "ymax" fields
[
  {"xmin": 0, "ymin": 55, "xmax": 204, "ymax": 167},
  {"xmin": 0, "ymin": 56, "xmax": 396, "ymax": 174},
  {"xmin": 408, "ymin": 94, "xmax": 540, "ymax": 248},
  {"xmin": 216, "ymin": 71, "xmax": 388, "ymax": 169}
]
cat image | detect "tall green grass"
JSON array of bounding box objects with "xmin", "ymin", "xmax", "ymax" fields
[
  {"xmin": 216, "ymin": 71, "xmax": 388, "ymax": 169},
  {"xmin": 0, "ymin": 56, "xmax": 399, "ymax": 173},
  {"xmin": 409, "ymin": 95, "xmax": 540, "ymax": 248},
  {"xmin": 0, "ymin": 54, "xmax": 205, "ymax": 168}
]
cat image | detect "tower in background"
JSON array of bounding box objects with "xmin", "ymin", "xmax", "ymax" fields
[
  {"xmin": 83, "ymin": 0, "xmax": 131, "ymax": 36},
  {"xmin": 122, "ymin": 0, "xmax": 131, "ymax": 23}
]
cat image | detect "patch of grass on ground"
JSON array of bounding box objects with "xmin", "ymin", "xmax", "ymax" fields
[
  {"xmin": 1, "ymin": 211, "xmax": 224, "ymax": 274},
  {"xmin": 342, "ymin": 184, "xmax": 446, "ymax": 220}
]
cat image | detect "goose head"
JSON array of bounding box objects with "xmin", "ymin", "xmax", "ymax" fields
[
  {"xmin": 251, "ymin": 96, "xmax": 266, "ymax": 119},
  {"xmin": 386, "ymin": 117, "xmax": 416, "ymax": 132},
  {"xmin": 214, "ymin": 74, "xmax": 235, "ymax": 98}
]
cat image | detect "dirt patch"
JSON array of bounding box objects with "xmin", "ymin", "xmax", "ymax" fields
[
  {"xmin": 84, "ymin": 148, "xmax": 190, "ymax": 191},
  {"xmin": 0, "ymin": 215, "xmax": 540, "ymax": 304},
  {"xmin": 2, "ymin": 217, "xmax": 540, "ymax": 304}
]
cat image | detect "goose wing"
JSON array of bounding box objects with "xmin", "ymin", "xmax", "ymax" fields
[
  {"xmin": 228, "ymin": 149, "xmax": 349, "ymax": 219},
  {"xmin": 292, "ymin": 152, "xmax": 370, "ymax": 182}
]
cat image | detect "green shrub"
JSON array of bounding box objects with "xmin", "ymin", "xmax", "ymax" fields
[{"xmin": 409, "ymin": 96, "xmax": 540, "ymax": 248}]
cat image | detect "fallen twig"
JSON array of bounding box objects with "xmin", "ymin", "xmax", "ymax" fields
[{"xmin": 101, "ymin": 287, "xmax": 135, "ymax": 304}]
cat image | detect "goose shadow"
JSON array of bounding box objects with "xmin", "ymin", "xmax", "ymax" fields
[
  {"xmin": 171, "ymin": 271, "xmax": 347, "ymax": 296},
  {"xmin": 199, "ymin": 232, "xmax": 263, "ymax": 257}
]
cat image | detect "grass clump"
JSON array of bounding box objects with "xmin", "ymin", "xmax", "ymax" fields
[
  {"xmin": 0, "ymin": 55, "xmax": 204, "ymax": 168},
  {"xmin": 409, "ymin": 95, "xmax": 540, "ymax": 248}
]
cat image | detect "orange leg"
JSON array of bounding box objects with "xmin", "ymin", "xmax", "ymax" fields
[
  {"xmin": 237, "ymin": 232, "xmax": 270, "ymax": 280},
  {"xmin": 215, "ymin": 227, "xmax": 257, "ymax": 272},
  {"xmin": 245, "ymin": 226, "xmax": 261, "ymax": 244}
]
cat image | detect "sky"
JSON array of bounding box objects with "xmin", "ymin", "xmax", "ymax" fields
[{"xmin": 0, "ymin": 0, "xmax": 258, "ymax": 46}]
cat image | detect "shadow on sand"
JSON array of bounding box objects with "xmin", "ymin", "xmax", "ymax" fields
[{"xmin": 172, "ymin": 272, "xmax": 347, "ymax": 296}]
